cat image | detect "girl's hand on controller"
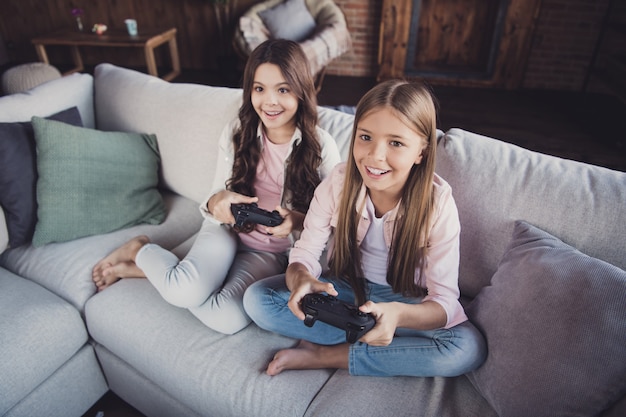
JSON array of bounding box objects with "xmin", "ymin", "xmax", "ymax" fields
[
  {"xmin": 358, "ymin": 301, "xmax": 400, "ymax": 346},
  {"xmin": 208, "ymin": 190, "xmax": 257, "ymax": 224},
  {"xmin": 286, "ymin": 262, "xmax": 337, "ymax": 320},
  {"xmin": 261, "ymin": 207, "xmax": 292, "ymax": 238},
  {"xmin": 262, "ymin": 207, "xmax": 305, "ymax": 237}
]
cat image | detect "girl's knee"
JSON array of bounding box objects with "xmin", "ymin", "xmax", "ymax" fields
[
  {"xmin": 242, "ymin": 279, "xmax": 268, "ymax": 319},
  {"xmin": 444, "ymin": 323, "xmax": 487, "ymax": 375},
  {"xmin": 243, "ymin": 274, "xmax": 288, "ymax": 329}
]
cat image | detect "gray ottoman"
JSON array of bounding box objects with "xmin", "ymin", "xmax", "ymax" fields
[{"xmin": 1, "ymin": 63, "xmax": 61, "ymax": 95}]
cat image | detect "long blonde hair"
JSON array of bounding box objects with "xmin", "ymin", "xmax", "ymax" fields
[{"xmin": 329, "ymin": 80, "xmax": 438, "ymax": 305}]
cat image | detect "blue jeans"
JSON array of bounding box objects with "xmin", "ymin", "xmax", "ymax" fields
[{"xmin": 243, "ymin": 274, "xmax": 486, "ymax": 377}]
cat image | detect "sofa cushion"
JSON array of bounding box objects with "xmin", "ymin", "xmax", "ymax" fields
[
  {"xmin": 86, "ymin": 278, "xmax": 335, "ymax": 417},
  {"xmin": 94, "ymin": 63, "xmax": 242, "ymax": 204},
  {"xmin": 0, "ymin": 267, "xmax": 88, "ymax": 415},
  {"xmin": 317, "ymin": 106, "xmax": 354, "ymax": 160},
  {"xmin": 0, "ymin": 193, "xmax": 202, "ymax": 311},
  {"xmin": 466, "ymin": 221, "xmax": 626, "ymax": 417},
  {"xmin": 259, "ymin": 0, "xmax": 316, "ymax": 42},
  {"xmin": 435, "ymin": 128, "xmax": 626, "ymax": 298},
  {"xmin": 30, "ymin": 117, "xmax": 166, "ymax": 247},
  {"xmin": 305, "ymin": 371, "xmax": 496, "ymax": 417},
  {"xmin": 0, "ymin": 107, "xmax": 83, "ymax": 248},
  {"xmin": 0, "ymin": 72, "xmax": 94, "ymax": 128}
]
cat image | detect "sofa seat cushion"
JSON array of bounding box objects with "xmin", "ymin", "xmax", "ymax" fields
[
  {"xmin": 304, "ymin": 370, "xmax": 496, "ymax": 417},
  {"xmin": 436, "ymin": 128, "xmax": 626, "ymax": 298},
  {"xmin": 0, "ymin": 193, "xmax": 202, "ymax": 311},
  {"xmin": 466, "ymin": 221, "xmax": 626, "ymax": 417},
  {"xmin": 6, "ymin": 344, "xmax": 108, "ymax": 417},
  {"xmin": 86, "ymin": 279, "xmax": 336, "ymax": 417},
  {"xmin": 0, "ymin": 268, "xmax": 88, "ymax": 415}
]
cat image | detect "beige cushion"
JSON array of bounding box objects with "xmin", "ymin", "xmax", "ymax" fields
[{"xmin": 1, "ymin": 63, "xmax": 61, "ymax": 95}]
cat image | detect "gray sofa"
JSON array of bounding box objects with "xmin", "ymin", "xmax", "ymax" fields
[{"xmin": 1, "ymin": 63, "xmax": 624, "ymax": 417}]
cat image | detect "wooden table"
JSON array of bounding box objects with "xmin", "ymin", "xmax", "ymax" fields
[{"xmin": 31, "ymin": 27, "xmax": 180, "ymax": 81}]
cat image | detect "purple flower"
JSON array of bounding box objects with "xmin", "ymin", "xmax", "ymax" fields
[{"xmin": 71, "ymin": 8, "xmax": 84, "ymax": 17}]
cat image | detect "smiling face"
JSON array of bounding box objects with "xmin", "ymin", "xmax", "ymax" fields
[
  {"xmin": 352, "ymin": 106, "xmax": 427, "ymax": 213},
  {"xmin": 250, "ymin": 63, "xmax": 299, "ymax": 144}
]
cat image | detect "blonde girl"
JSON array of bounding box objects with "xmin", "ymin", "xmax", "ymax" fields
[{"xmin": 244, "ymin": 80, "xmax": 486, "ymax": 376}]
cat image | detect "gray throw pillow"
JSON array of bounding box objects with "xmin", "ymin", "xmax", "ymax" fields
[
  {"xmin": 0, "ymin": 107, "xmax": 83, "ymax": 247},
  {"xmin": 31, "ymin": 117, "xmax": 166, "ymax": 247},
  {"xmin": 466, "ymin": 221, "xmax": 626, "ymax": 417},
  {"xmin": 258, "ymin": 0, "xmax": 316, "ymax": 42}
]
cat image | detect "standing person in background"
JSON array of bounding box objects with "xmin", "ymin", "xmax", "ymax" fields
[{"xmin": 92, "ymin": 39, "xmax": 341, "ymax": 335}]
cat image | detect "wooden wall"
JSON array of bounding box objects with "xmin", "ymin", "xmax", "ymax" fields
[
  {"xmin": 0, "ymin": 0, "xmax": 257, "ymax": 71},
  {"xmin": 1, "ymin": 0, "xmax": 622, "ymax": 94}
]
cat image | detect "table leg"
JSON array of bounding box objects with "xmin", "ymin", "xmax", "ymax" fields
[
  {"xmin": 68, "ymin": 45, "xmax": 85, "ymax": 74},
  {"xmin": 33, "ymin": 43, "xmax": 83, "ymax": 75},
  {"xmin": 34, "ymin": 44, "xmax": 50, "ymax": 64},
  {"xmin": 144, "ymin": 44, "xmax": 158, "ymax": 78},
  {"xmin": 163, "ymin": 36, "xmax": 181, "ymax": 81}
]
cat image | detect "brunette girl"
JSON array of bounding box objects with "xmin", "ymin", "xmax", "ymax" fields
[{"xmin": 92, "ymin": 39, "xmax": 341, "ymax": 334}]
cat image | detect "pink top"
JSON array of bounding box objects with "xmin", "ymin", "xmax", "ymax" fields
[
  {"xmin": 200, "ymin": 119, "xmax": 342, "ymax": 253},
  {"xmin": 238, "ymin": 134, "xmax": 292, "ymax": 253},
  {"xmin": 289, "ymin": 162, "xmax": 467, "ymax": 329}
]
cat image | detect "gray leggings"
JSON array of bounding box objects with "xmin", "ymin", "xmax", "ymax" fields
[{"xmin": 136, "ymin": 219, "xmax": 288, "ymax": 334}]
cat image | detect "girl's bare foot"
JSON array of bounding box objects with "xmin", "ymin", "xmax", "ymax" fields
[
  {"xmin": 266, "ymin": 340, "xmax": 349, "ymax": 376},
  {"xmin": 92, "ymin": 235, "xmax": 150, "ymax": 291},
  {"xmin": 93, "ymin": 261, "xmax": 147, "ymax": 291}
]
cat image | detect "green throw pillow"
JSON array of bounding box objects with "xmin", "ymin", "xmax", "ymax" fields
[{"xmin": 31, "ymin": 117, "xmax": 166, "ymax": 246}]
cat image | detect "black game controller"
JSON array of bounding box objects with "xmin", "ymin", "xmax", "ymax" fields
[
  {"xmin": 230, "ymin": 203, "xmax": 284, "ymax": 230},
  {"xmin": 301, "ymin": 293, "xmax": 376, "ymax": 343}
]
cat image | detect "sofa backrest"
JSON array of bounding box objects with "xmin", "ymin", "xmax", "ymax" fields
[
  {"xmin": 93, "ymin": 63, "xmax": 359, "ymax": 205},
  {"xmin": 0, "ymin": 72, "xmax": 94, "ymax": 127},
  {"xmin": 436, "ymin": 128, "xmax": 626, "ymax": 298},
  {"xmin": 94, "ymin": 63, "xmax": 243, "ymax": 204}
]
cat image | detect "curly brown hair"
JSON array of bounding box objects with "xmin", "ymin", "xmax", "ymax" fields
[{"xmin": 227, "ymin": 39, "xmax": 322, "ymax": 214}]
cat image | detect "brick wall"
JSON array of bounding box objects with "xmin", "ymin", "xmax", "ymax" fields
[
  {"xmin": 325, "ymin": 0, "xmax": 382, "ymax": 77},
  {"xmin": 326, "ymin": 0, "xmax": 614, "ymax": 92}
]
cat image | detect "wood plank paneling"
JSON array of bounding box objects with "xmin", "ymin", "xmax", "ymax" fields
[
  {"xmin": 378, "ymin": 0, "xmax": 543, "ymax": 89},
  {"xmin": 412, "ymin": 0, "xmax": 500, "ymax": 73}
]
